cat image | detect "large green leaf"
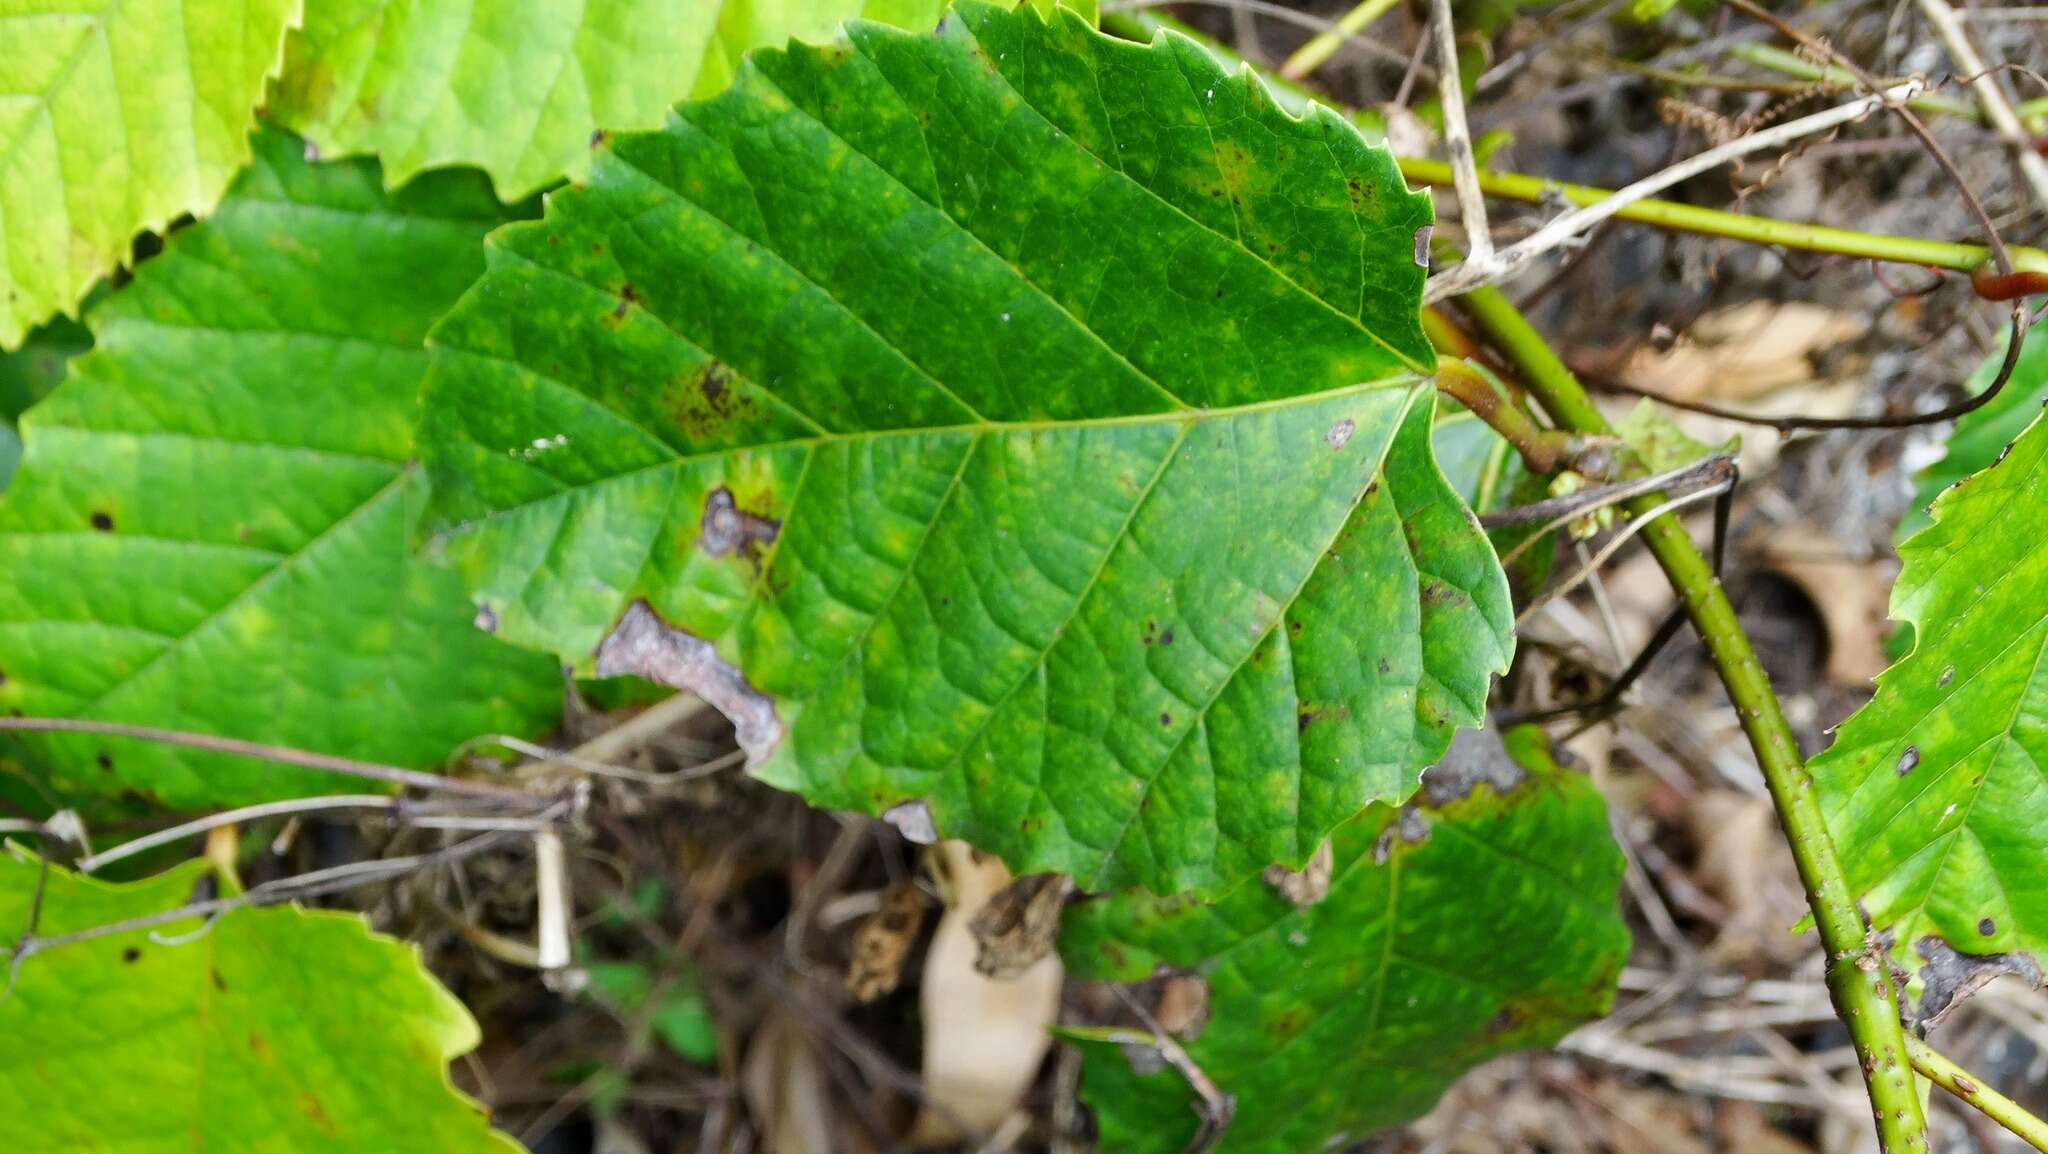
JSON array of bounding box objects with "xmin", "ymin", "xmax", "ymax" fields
[
  {"xmin": 419, "ymin": 3, "xmax": 1508, "ymax": 897},
  {"xmin": 1061, "ymin": 726, "xmax": 1629, "ymax": 1153},
  {"xmin": 0, "ymin": 850, "xmax": 518, "ymax": 1153},
  {"xmin": 0, "ymin": 127, "xmax": 561, "ymax": 809},
  {"xmin": 1814, "ymin": 405, "xmax": 2048, "ymax": 966},
  {"xmin": 0, "ymin": 0, "xmax": 298, "ymax": 348},
  {"xmin": 269, "ymin": 0, "xmax": 946, "ymax": 201}
]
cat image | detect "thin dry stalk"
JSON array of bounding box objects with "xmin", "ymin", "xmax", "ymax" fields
[
  {"xmin": 1916, "ymin": 0, "xmax": 2048, "ymax": 209},
  {"xmin": 1424, "ymin": 81, "xmax": 1925, "ymax": 301}
]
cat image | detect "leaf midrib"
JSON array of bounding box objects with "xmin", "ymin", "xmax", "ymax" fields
[{"xmin": 430, "ymin": 348, "xmax": 1422, "ymax": 536}]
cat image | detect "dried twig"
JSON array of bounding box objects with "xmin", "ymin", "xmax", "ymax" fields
[
  {"xmin": 1424, "ymin": 79, "xmax": 1926, "ymax": 302},
  {"xmin": 3, "ymin": 815, "xmax": 562, "ymax": 971},
  {"xmin": 1515, "ymin": 483, "xmax": 1732, "ymax": 628},
  {"xmin": 1481, "ymin": 453, "xmax": 1734, "ymax": 534},
  {"xmin": 0, "ymin": 716, "xmax": 535, "ymax": 803},
  {"xmin": 1112, "ymin": 986, "xmax": 1236, "ymax": 1154},
  {"xmin": 76, "ymin": 795, "xmax": 400, "ymax": 874},
  {"xmin": 1559, "ymin": 1029, "xmax": 1831, "ymax": 1107},
  {"xmin": 1430, "ymin": 0, "xmax": 1492, "ymax": 265},
  {"xmin": 1915, "ymin": 0, "xmax": 2048, "ymax": 209}
]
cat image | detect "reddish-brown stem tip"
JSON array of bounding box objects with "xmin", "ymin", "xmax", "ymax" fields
[{"xmin": 1972, "ymin": 263, "xmax": 2048, "ymax": 301}]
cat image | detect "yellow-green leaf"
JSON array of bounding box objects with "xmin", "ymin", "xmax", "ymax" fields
[
  {"xmin": 0, "ymin": 850, "xmax": 518, "ymax": 1153},
  {"xmin": 0, "ymin": 0, "xmax": 298, "ymax": 347},
  {"xmin": 269, "ymin": 0, "xmax": 946, "ymax": 200}
]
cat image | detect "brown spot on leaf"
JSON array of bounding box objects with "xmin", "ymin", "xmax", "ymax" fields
[
  {"xmin": 1098, "ymin": 940, "xmax": 1128, "ymax": 971},
  {"xmin": 1895, "ymin": 745, "xmax": 1920, "ymax": 776},
  {"xmin": 1296, "ymin": 704, "xmax": 1350, "ymax": 732},
  {"xmin": 121, "ymin": 946, "xmax": 141, "ymax": 963},
  {"xmin": 1324, "ymin": 419, "xmax": 1355, "ymax": 450},
  {"xmin": 669, "ymin": 361, "xmax": 759, "ymax": 441},
  {"xmin": 606, "ymin": 282, "xmax": 640, "ymax": 323},
  {"xmin": 698, "ymin": 486, "xmax": 781, "ymax": 571},
  {"xmin": 1419, "ymin": 580, "xmax": 1465, "ymax": 606},
  {"xmin": 301, "ymin": 1093, "xmax": 337, "ymax": 1134},
  {"xmin": 89, "ymin": 511, "xmax": 113, "ymax": 531}
]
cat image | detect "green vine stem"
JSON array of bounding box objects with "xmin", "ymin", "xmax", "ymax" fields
[
  {"xmin": 1909, "ymin": 1036, "xmax": 2048, "ymax": 1154},
  {"xmin": 1398, "ymin": 157, "xmax": 2048, "ymax": 286},
  {"xmin": 1434, "ymin": 359, "xmax": 1575, "ymax": 474},
  {"xmin": 1450, "ymin": 284, "xmax": 1928, "ymax": 1153},
  {"xmin": 1278, "ymin": 0, "xmax": 1404, "ymax": 80}
]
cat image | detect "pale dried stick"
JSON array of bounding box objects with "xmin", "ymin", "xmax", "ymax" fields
[
  {"xmin": 1431, "ymin": 0, "xmax": 1492, "ymax": 264},
  {"xmin": 1424, "ymin": 80, "xmax": 1925, "ymax": 301},
  {"xmin": 1916, "ymin": 0, "xmax": 2048, "ymax": 210}
]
